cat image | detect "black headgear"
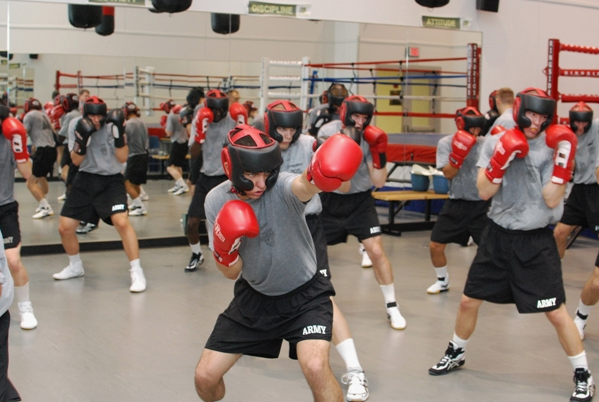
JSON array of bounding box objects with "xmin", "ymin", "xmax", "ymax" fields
[
  {"xmin": 513, "ymin": 88, "xmax": 555, "ymax": 133},
  {"xmin": 221, "ymin": 125, "xmax": 282, "ymax": 195},
  {"xmin": 61, "ymin": 93, "xmax": 79, "ymax": 112},
  {"xmin": 455, "ymin": 106, "xmax": 485, "ymax": 134},
  {"xmin": 489, "ymin": 90, "xmax": 498, "ymax": 112},
  {"xmin": 339, "ymin": 95, "xmax": 373, "ymax": 128},
  {"xmin": 264, "ymin": 100, "xmax": 303, "ymax": 144},
  {"xmin": 187, "ymin": 87, "xmax": 204, "ymax": 109},
  {"xmin": 0, "ymin": 105, "xmax": 9, "ymax": 121},
  {"xmin": 122, "ymin": 101, "xmax": 140, "ymax": 118},
  {"xmin": 83, "ymin": 96, "xmax": 108, "ymax": 118},
  {"xmin": 179, "ymin": 106, "xmax": 194, "ymax": 126},
  {"xmin": 24, "ymin": 98, "xmax": 42, "ymax": 114},
  {"xmin": 569, "ymin": 101, "xmax": 594, "ymax": 134},
  {"xmin": 205, "ymin": 89, "xmax": 228, "ymax": 123},
  {"xmin": 328, "ymin": 84, "xmax": 348, "ymax": 111}
]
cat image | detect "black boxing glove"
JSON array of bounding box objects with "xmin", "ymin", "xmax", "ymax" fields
[
  {"xmin": 106, "ymin": 108, "xmax": 126, "ymax": 148},
  {"xmin": 179, "ymin": 106, "xmax": 194, "ymax": 126},
  {"xmin": 73, "ymin": 117, "xmax": 96, "ymax": 155}
]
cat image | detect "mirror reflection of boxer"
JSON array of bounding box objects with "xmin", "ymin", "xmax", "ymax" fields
[
  {"xmin": 430, "ymin": 88, "xmax": 594, "ymax": 402},
  {"xmin": 122, "ymin": 102, "xmax": 150, "ymax": 217},
  {"xmin": 54, "ymin": 96, "xmax": 147, "ymax": 293},
  {"xmin": 484, "ymin": 87, "xmax": 516, "ymax": 135},
  {"xmin": 553, "ymin": 101, "xmax": 599, "ymax": 341},
  {"xmin": 307, "ymin": 83, "xmax": 349, "ymax": 137},
  {"xmin": 163, "ymin": 100, "xmax": 188, "ymax": 196}
]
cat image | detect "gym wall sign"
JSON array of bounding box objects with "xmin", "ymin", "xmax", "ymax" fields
[
  {"xmin": 248, "ymin": 1, "xmax": 311, "ymax": 18},
  {"xmin": 422, "ymin": 16, "xmax": 461, "ymax": 30},
  {"xmin": 90, "ymin": 0, "xmax": 145, "ymax": 4}
]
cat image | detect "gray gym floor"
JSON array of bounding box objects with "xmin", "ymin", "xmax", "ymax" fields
[{"xmin": 9, "ymin": 180, "xmax": 599, "ymax": 401}]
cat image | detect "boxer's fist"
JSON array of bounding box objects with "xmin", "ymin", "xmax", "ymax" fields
[
  {"xmin": 73, "ymin": 117, "xmax": 96, "ymax": 155},
  {"xmin": 229, "ymin": 102, "xmax": 248, "ymax": 125},
  {"xmin": 546, "ymin": 124, "xmax": 577, "ymax": 184},
  {"xmin": 195, "ymin": 107, "xmax": 213, "ymax": 144},
  {"xmin": 449, "ymin": 130, "xmax": 477, "ymax": 169},
  {"xmin": 485, "ymin": 128, "xmax": 529, "ymax": 184},
  {"xmin": 490, "ymin": 125, "xmax": 506, "ymax": 136},
  {"xmin": 106, "ymin": 108, "xmax": 126, "ymax": 148},
  {"xmin": 307, "ymin": 133, "xmax": 363, "ymax": 192},
  {"xmin": 2, "ymin": 117, "xmax": 29, "ymax": 163},
  {"xmin": 363, "ymin": 126, "xmax": 388, "ymax": 169},
  {"xmin": 213, "ymin": 200, "xmax": 259, "ymax": 267},
  {"xmin": 160, "ymin": 115, "xmax": 167, "ymax": 130}
]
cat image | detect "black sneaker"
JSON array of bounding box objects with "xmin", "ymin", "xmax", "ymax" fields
[
  {"xmin": 571, "ymin": 368, "xmax": 595, "ymax": 402},
  {"xmin": 429, "ymin": 342, "xmax": 465, "ymax": 376},
  {"xmin": 185, "ymin": 252, "xmax": 204, "ymax": 272}
]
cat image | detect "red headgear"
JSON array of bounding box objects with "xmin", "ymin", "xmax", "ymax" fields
[
  {"xmin": 23, "ymin": 98, "xmax": 42, "ymax": 114},
  {"xmin": 512, "ymin": 87, "xmax": 555, "ymax": 133},
  {"xmin": 569, "ymin": 101, "xmax": 593, "ymax": 134},
  {"xmin": 339, "ymin": 95, "xmax": 373, "ymax": 128},
  {"xmin": 455, "ymin": 106, "xmax": 485, "ymax": 134},
  {"xmin": 264, "ymin": 100, "xmax": 303, "ymax": 144}
]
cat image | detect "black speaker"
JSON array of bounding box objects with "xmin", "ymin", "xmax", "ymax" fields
[
  {"xmin": 151, "ymin": 0, "xmax": 192, "ymax": 14},
  {"xmin": 0, "ymin": 52, "xmax": 13, "ymax": 60},
  {"xmin": 415, "ymin": 0, "xmax": 450, "ymax": 7},
  {"xmin": 68, "ymin": 4, "xmax": 103, "ymax": 29},
  {"xmin": 476, "ymin": 0, "xmax": 499, "ymax": 12},
  {"xmin": 29, "ymin": 54, "xmax": 39, "ymax": 60},
  {"xmin": 211, "ymin": 13, "xmax": 240, "ymax": 35}
]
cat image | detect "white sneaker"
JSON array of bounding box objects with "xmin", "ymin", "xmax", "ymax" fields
[
  {"xmin": 341, "ymin": 370, "xmax": 369, "ymax": 401},
  {"xmin": 130, "ymin": 268, "xmax": 146, "ymax": 293},
  {"xmin": 140, "ymin": 193, "xmax": 149, "ymax": 201},
  {"xmin": 57, "ymin": 193, "xmax": 67, "ymax": 201},
  {"xmin": 129, "ymin": 206, "xmax": 148, "ymax": 216},
  {"xmin": 53, "ymin": 262, "xmax": 85, "ymax": 280},
  {"xmin": 359, "ymin": 245, "xmax": 373, "ymax": 268},
  {"xmin": 386, "ymin": 302, "xmax": 406, "ymax": 330},
  {"xmin": 173, "ymin": 185, "xmax": 189, "ymax": 196},
  {"xmin": 427, "ymin": 278, "xmax": 450, "ymax": 294},
  {"xmin": 167, "ymin": 184, "xmax": 181, "ymax": 193},
  {"xmin": 574, "ymin": 310, "xmax": 588, "ymax": 340},
  {"xmin": 18, "ymin": 301, "xmax": 38, "ymax": 330},
  {"xmin": 32, "ymin": 206, "xmax": 54, "ymax": 219}
]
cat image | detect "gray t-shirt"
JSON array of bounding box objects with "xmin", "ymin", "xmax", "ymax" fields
[
  {"xmin": 575, "ymin": 118, "xmax": 599, "ymax": 184},
  {"xmin": 125, "ymin": 117, "xmax": 149, "ymax": 157},
  {"xmin": 69, "ymin": 122, "xmax": 125, "ymax": 175},
  {"xmin": 166, "ymin": 112, "xmax": 187, "ymax": 144},
  {"xmin": 0, "ymin": 138, "xmax": 16, "ymax": 206},
  {"xmin": 24, "ymin": 110, "xmax": 55, "ymax": 148},
  {"xmin": 58, "ymin": 109, "xmax": 81, "ymax": 143},
  {"xmin": 281, "ymin": 134, "xmax": 322, "ymax": 215},
  {"xmin": 201, "ymin": 114, "xmax": 236, "ymax": 176},
  {"xmin": 250, "ymin": 115, "xmax": 265, "ymax": 132},
  {"xmin": 436, "ymin": 134, "xmax": 485, "ymax": 201},
  {"xmin": 67, "ymin": 116, "xmax": 82, "ymax": 152},
  {"xmin": 477, "ymin": 131, "xmax": 561, "ymax": 230},
  {"xmin": 205, "ymin": 173, "xmax": 316, "ymax": 296},
  {"xmin": 489, "ymin": 108, "xmax": 516, "ymax": 133},
  {"xmin": 318, "ymin": 120, "xmax": 373, "ymax": 194},
  {"xmin": 0, "ymin": 230, "xmax": 15, "ymax": 317}
]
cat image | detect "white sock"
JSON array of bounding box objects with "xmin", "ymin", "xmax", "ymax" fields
[
  {"xmin": 452, "ymin": 333, "xmax": 469, "ymax": 350},
  {"xmin": 569, "ymin": 351, "xmax": 589, "ymax": 370},
  {"xmin": 578, "ymin": 300, "xmax": 593, "ymax": 318},
  {"xmin": 130, "ymin": 259, "xmax": 141, "ymax": 270},
  {"xmin": 190, "ymin": 243, "xmax": 202, "ymax": 255},
  {"xmin": 336, "ymin": 339, "xmax": 362, "ymax": 372},
  {"xmin": 68, "ymin": 253, "xmax": 82, "ymax": 265},
  {"xmin": 132, "ymin": 197, "xmax": 143, "ymax": 207},
  {"xmin": 40, "ymin": 198, "xmax": 50, "ymax": 208},
  {"xmin": 380, "ymin": 284, "xmax": 397, "ymax": 305},
  {"xmin": 434, "ymin": 266, "xmax": 448, "ymax": 281},
  {"xmin": 140, "ymin": 186, "xmax": 147, "ymax": 196},
  {"xmin": 14, "ymin": 283, "xmax": 30, "ymax": 303},
  {"xmin": 176, "ymin": 178, "xmax": 186, "ymax": 188}
]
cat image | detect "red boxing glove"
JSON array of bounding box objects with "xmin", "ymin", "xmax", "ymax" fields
[
  {"xmin": 213, "ymin": 200, "xmax": 259, "ymax": 267},
  {"xmin": 195, "ymin": 107, "xmax": 214, "ymax": 144},
  {"xmin": 44, "ymin": 101, "xmax": 53, "ymax": 114},
  {"xmin": 171, "ymin": 104, "xmax": 182, "ymax": 115},
  {"xmin": 545, "ymin": 124, "xmax": 577, "ymax": 184},
  {"xmin": 490, "ymin": 125, "xmax": 506, "ymax": 135},
  {"xmin": 17, "ymin": 113, "xmax": 25, "ymax": 123},
  {"xmin": 485, "ymin": 128, "xmax": 529, "ymax": 184},
  {"xmin": 51, "ymin": 105, "xmax": 65, "ymax": 121},
  {"xmin": 160, "ymin": 115, "xmax": 167, "ymax": 130},
  {"xmin": 307, "ymin": 133, "xmax": 363, "ymax": 192},
  {"xmin": 229, "ymin": 102, "xmax": 248, "ymax": 125},
  {"xmin": 2, "ymin": 117, "xmax": 29, "ymax": 163},
  {"xmin": 363, "ymin": 126, "xmax": 388, "ymax": 169},
  {"xmin": 449, "ymin": 130, "xmax": 477, "ymax": 169}
]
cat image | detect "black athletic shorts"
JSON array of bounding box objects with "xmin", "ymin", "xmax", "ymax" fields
[
  {"xmin": 560, "ymin": 183, "xmax": 599, "ymax": 232},
  {"xmin": 31, "ymin": 146, "xmax": 57, "ymax": 178},
  {"xmin": 167, "ymin": 142, "xmax": 188, "ymax": 168},
  {"xmin": 0, "ymin": 201, "xmax": 21, "ymax": 250},
  {"xmin": 430, "ymin": 199, "xmax": 491, "ymax": 245},
  {"xmin": 306, "ymin": 214, "xmax": 331, "ymax": 280},
  {"xmin": 205, "ymin": 273, "xmax": 335, "ymax": 360},
  {"xmin": 189, "ymin": 154, "xmax": 203, "ymax": 185},
  {"xmin": 464, "ymin": 221, "xmax": 565, "ymax": 314},
  {"xmin": 187, "ymin": 174, "xmax": 228, "ymax": 219},
  {"xmin": 66, "ymin": 163, "xmax": 79, "ymax": 189},
  {"xmin": 0, "ymin": 311, "xmax": 20, "ymax": 402},
  {"xmin": 61, "ymin": 172, "xmax": 128, "ymax": 226},
  {"xmin": 125, "ymin": 154, "xmax": 148, "ymax": 185},
  {"xmin": 319, "ymin": 190, "xmax": 381, "ymax": 245},
  {"xmin": 60, "ymin": 147, "xmax": 72, "ymax": 168}
]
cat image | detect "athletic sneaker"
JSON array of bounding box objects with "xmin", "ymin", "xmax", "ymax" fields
[
  {"xmin": 32, "ymin": 206, "xmax": 53, "ymax": 219},
  {"xmin": 429, "ymin": 342, "xmax": 466, "ymax": 376},
  {"xmin": 571, "ymin": 368, "xmax": 595, "ymax": 402},
  {"xmin": 341, "ymin": 370, "xmax": 369, "ymax": 401},
  {"xmin": 359, "ymin": 244, "xmax": 372, "ymax": 268},
  {"xmin": 130, "ymin": 268, "xmax": 147, "ymax": 293},
  {"xmin": 173, "ymin": 185, "xmax": 190, "ymax": 196},
  {"xmin": 167, "ymin": 184, "xmax": 181, "ymax": 193},
  {"xmin": 140, "ymin": 193, "xmax": 150, "ymax": 201},
  {"xmin": 76, "ymin": 222, "xmax": 97, "ymax": 235},
  {"xmin": 57, "ymin": 193, "xmax": 67, "ymax": 201},
  {"xmin": 574, "ymin": 310, "xmax": 588, "ymax": 340},
  {"xmin": 427, "ymin": 277, "xmax": 450, "ymax": 294},
  {"xmin": 53, "ymin": 262, "xmax": 85, "ymax": 280},
  {"xmin": 129, "ymin": 206, "xmax": 148, "ymax": 216},
  {"xmin": 386, "ymin": 302, "xmax": 406, "ymax": 330},
  {"xmin": 185, "ymin": 252, "xmax": 205, "ymax": 272},
  {"xmin": 18, "ymin": 301, "xmax": 38, "ymax": 330}
]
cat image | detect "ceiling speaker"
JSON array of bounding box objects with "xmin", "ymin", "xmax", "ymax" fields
[{"xmin": 415, "ymin": 0, "xmax": 450, "ymax": 7}]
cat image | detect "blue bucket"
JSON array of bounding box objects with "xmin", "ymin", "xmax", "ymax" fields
[
  {"xmin": 411, "ymin": 174, "xmax": 430, "ymax": 191},
  {"xmin": 433, "ymin": 175, "xmax": 449, "ymax": 194}
]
